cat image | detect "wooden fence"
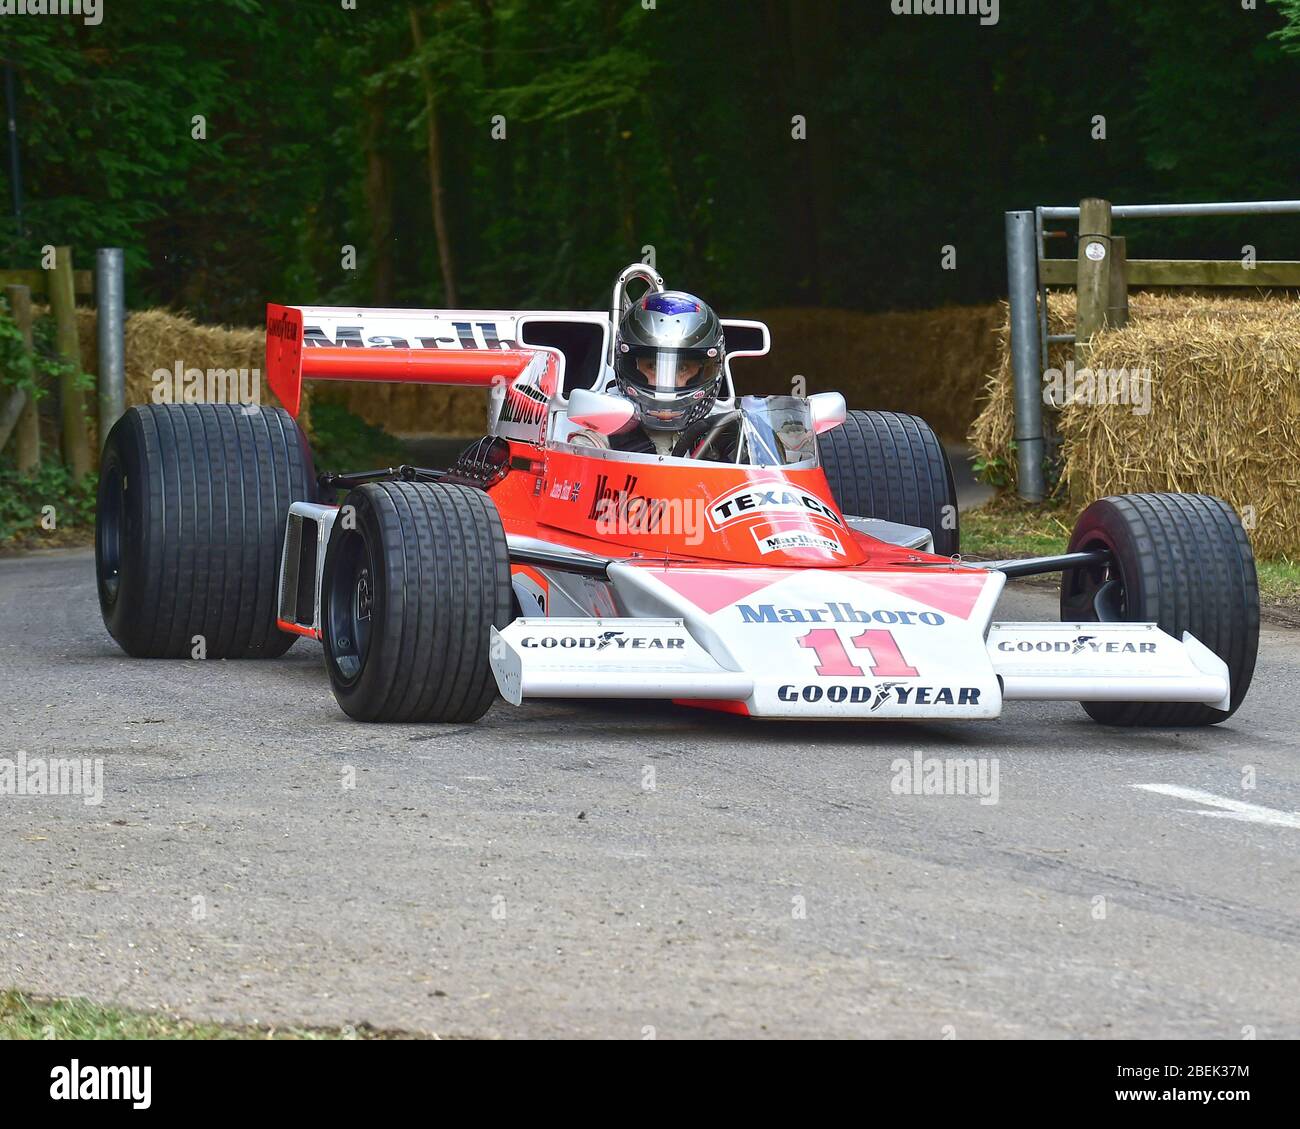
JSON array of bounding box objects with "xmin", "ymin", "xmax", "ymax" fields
[
  {"xmin": 0, "ymin": 248, "xmax": 98, "ymax": 476},
  {"xmin": 1038, "ymin": 197, "xmax": 1300, "ymax": 369}
]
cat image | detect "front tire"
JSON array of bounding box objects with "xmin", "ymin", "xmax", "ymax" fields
[
  {"xmin": 321, "ymin": 482, "xmax": 513, "ymax": 722},
  {"xmin": 818, "ymin": 410, "xmax": 959, "ymax": 556},
  {"xmin": 96, "ymin": 403, "xmax": 314, "ymax": 658},
  {"xmin": 1060, "ymin": 493, "xmax": 1259, "ymax": 726}
]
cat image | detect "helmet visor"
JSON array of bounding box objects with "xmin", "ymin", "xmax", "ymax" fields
[{"xmin": 621, "ymin": 346, "xmax": 721, "ymax": 396}]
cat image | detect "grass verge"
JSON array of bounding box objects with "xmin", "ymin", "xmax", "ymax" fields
[
  {"xmin": 962, "ymin": 498, "xmax": 1300, "ymax": 611},
  {"xmin": 0, "ymin": 989, "xmax": 412, "ymax": 1040}
]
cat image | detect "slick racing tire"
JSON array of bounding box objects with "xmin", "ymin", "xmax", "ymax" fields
[
  {"xmin": 818, "ymin": 410, "xmax": 959, "ymax": 556},
  {"xmin": 1060, "ymin": 493, "xmax": 1259, "ymax": 727},
  {"xmin": 321, "ymin": 482, "xmax": 513, "ymax": 723},
  {"xmin": 96, "ymin": 403, "xmax": 315, "ymax": 659}
]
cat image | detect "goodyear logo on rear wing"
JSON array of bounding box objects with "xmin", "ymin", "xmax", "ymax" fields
[
  {"xmin": 267, "ymin": 311, "xmax": 300, "ymax": 343},
  {"xmin": 302, "ymin": 320, "xmax": 519, "ymax": 351},
  {"xmin": 707, "ymin": 485, "xmax": 842, "ymax": 531}
]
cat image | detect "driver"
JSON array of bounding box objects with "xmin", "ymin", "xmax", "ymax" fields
[{"xmin": 605, "ymin": 291, "xmax": 728, "ymax": 457}]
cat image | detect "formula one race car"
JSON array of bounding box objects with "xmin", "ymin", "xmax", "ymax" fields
[{"xmin": 95, "ymin": 264, "xmax": 1259, "ymax": 727}]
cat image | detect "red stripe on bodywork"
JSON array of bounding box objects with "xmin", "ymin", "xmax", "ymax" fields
[
  {"xmin": 849, "ymin": 571, "xmax": 989, "ymax": 621},
  {"xmin": 675, "ymin": 698, "xmax": 751, "ymax": 716},
  {"xmin": 653, "ymin": 570, "xmax": 787, "ymax": 615},
  {"xmin": 276, "ymin": 618, "xmax": 320, "ymax": 640}
]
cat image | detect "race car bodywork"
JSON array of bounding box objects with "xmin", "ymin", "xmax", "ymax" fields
[
  {"xmin": 249, "ymin": 265, "xmax": 1247, "ymax": 724},
  {"xmin": 276, "ymin": 495, "xmax": 1229, "ymax": 722}
]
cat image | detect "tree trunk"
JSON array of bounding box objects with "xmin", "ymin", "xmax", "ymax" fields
[
  {"xmin": 7, "ymin": 283, "xmax": 40, "ymax": 471},
  {"xmin": 49, "ymin": 246, "xmax": 92, "ymax": 479},
  {"xmin": 783, "ymin": 0, "xmax": 827, "ymax": 303},
  {"xmin": 408, "ymin": 4, "xmax": 458, "ymax": 307},
  {"xmin": 362, "ymin": 90, "xmax": 395, "ymax": 305}
]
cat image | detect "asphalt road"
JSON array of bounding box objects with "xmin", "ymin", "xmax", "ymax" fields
[{"xmin": 1, "ymin": 548, "xmax": 1297, "ymax": 1039}]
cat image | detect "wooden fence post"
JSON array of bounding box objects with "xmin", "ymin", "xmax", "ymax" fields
[
  {"xmin": 49, "ymin": 245, "xmax": 92, "ymax": 479},
  {"xmin": 1075, "ymin": 198, "xmax": 1112, "ymax": 369},
  {"xmin": 5, "ymin": 284, "xmax": 40, "ymax": 469}
]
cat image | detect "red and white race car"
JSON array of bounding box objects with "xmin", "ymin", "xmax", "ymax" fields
[{"xmin": 95, "ymin": 265, "xmax": 1259, "ymax": 727}]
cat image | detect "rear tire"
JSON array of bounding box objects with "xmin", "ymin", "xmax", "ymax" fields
[
  {"xmin": 96, "ymin": 403, "xmax": 314, "ymax": 658},
  {"xmin": 321, "ymin": 482, "xmax": 513, "ymax": 722},
  {"xmin": 818, "ymin": 410, "xmax": 959, "ymax": 556},
  {"xmin": 1060, "ymin": 493, "xmax": 1259, "ymax": 726}
]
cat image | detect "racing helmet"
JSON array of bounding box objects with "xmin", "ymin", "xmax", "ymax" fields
[{"xmin": 613, "ymin": 291, "xmax": 725, "ymax": 431}]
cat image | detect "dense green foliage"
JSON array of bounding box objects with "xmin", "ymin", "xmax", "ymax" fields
[
  {"xmin": 1274, "ymin": 0, "xmax": 1300, "ymax": 49},
  {"xmin": 0, "ymin": 294, "xmax": 81, "ymax": 399},
  {"xmin": 0, "ymin": 0, "xmax": 1296, "ymax": 324},
  {"xmin": 0, "ymin": 456, "xmax": 95, "ymax": 544},
  {"xmin": 0, "ymin": 299, "xmax": 94, "ymax": 547},
  {"xmin": 309, "ymin": 399, "xmax": 407, "ymax": 473}
]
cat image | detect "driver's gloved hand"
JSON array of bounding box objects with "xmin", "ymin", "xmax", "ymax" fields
[{"xmin": 672, "ymin": 415, "xmax": 739, "ymax": 461}]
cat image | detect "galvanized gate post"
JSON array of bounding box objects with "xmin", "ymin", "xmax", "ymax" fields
[
  {"xmin": 1004, "ymin": 211, "xmax": 1045, "ymax": 501},
  {"xmin": 96, "ymin": 247, "xmax": 126, "ymax": 446}
]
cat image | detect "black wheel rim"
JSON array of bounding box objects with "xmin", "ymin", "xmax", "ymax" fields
[
  {"xmin": 97, "ymin": 461, "xmax": 125, "ymax": 605},
  {"xmin": 1062, "ymin": 536, "xmax": 1128, "ymax": 623},
  {"xmin": 326, "ymin": 530, "xmax": 375, "ymax": 685}
]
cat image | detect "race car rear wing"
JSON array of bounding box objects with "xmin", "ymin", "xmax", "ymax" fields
[
  {"xmin": 265, "ymin": 303, "xmax": 568, "ymax": 416},
  {"xmin": 265, "ymin": 303, "xmax": 771, "ymax": 417}
]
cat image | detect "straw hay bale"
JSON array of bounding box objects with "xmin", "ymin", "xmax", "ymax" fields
[
  {"xmin": 60, "ymin": 305, "xmax": 1000, "ymax": 445},
  {"xmin": 310, "ymin": 380, "xmax": 487, "ymax": 438},
  {"xmin": 66, "ymin": 307, "xmax": 310, "ymax": 442},
  {"xmin": 970, "ymin": 292, "xmax": 1300, "ymax": 556},
  {"xmin": 736, "ymin": 305, "xmax": 1003, "ymax": 443},
  {"xmin": 319, "ymin": 305, "xmax": 1004, "ymax": 441}
]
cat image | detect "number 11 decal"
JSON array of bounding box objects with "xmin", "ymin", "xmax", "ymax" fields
[{"xmin": 797, "ymin": 628, "xmax": 919, "ymax": 678}]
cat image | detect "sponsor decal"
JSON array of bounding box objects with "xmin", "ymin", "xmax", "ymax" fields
[
  {"xmin": 738, "ymin": 602, "xmax": 945, "ymax": 626},
  {"xmin": 776, "ymin": 683, "xmax": 982, "ymax": 708},
  {"xmin": 752, "ymin": 526, "xmax": 844, "ymax": 556},
  {"xmin": 304, "ymin": 324, "xmax": 364, "ymax": 349},
  {"xmin": 549, "ymin": 478, "xmax": 581, "ymax": 501},
  {"xmin": 520, "ymin": 634, "xmax": 686, "ymax": 650},
  {"xmin": 267, "ymin": 312, "xmax": 299, "ymax": 343},
  {"xmin": 707, "ymin": 485, "xmax": 843, "ymax": 530},
  {"xmin": 870, "ymin": 681, "xmax": 905, "ymax": 711},
  {"xmin": 501, "ymin": 376, "xmax": 550, "ymax": 427},
  {"xmin": 302, "ymin": 320, "xmax": 517, "ymax": 350},
  {"xmin": 996, "ymin": 635, "xmax": 1157, "ymax": 655},
  {"xmin": 587, "ymin": 473, "xmax": 669, "ymax": 532}
]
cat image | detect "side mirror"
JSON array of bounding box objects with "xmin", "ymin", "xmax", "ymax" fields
[
  {"xmin": 566, "ymin": 387, "xmax": 636, "ymax": 435},
  {"xmin": 808, "ymin": 392, "xmax": 846, "ymax": 435}
]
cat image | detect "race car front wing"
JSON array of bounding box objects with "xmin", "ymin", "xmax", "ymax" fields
[
  {"xmin": 489, "ymin": 560, "xmax": 1231, "ymax": 719},
  {"xmin": 490, "ymin": 615, "xmax": 1230, "ymax": 719}
]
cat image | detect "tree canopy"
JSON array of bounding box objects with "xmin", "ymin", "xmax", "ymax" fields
[{"xmin": 2, "ymin": 0, "xmax": 1298, "ymax": 324}]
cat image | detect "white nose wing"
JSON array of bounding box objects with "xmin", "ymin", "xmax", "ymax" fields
[
  {"xmin": 989, "ymin": 622, "xmax": 1231, "ymax": 711},
  {"xmin": 490, "ymin": 618, "xmax": 752, "ymax": 705}
]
